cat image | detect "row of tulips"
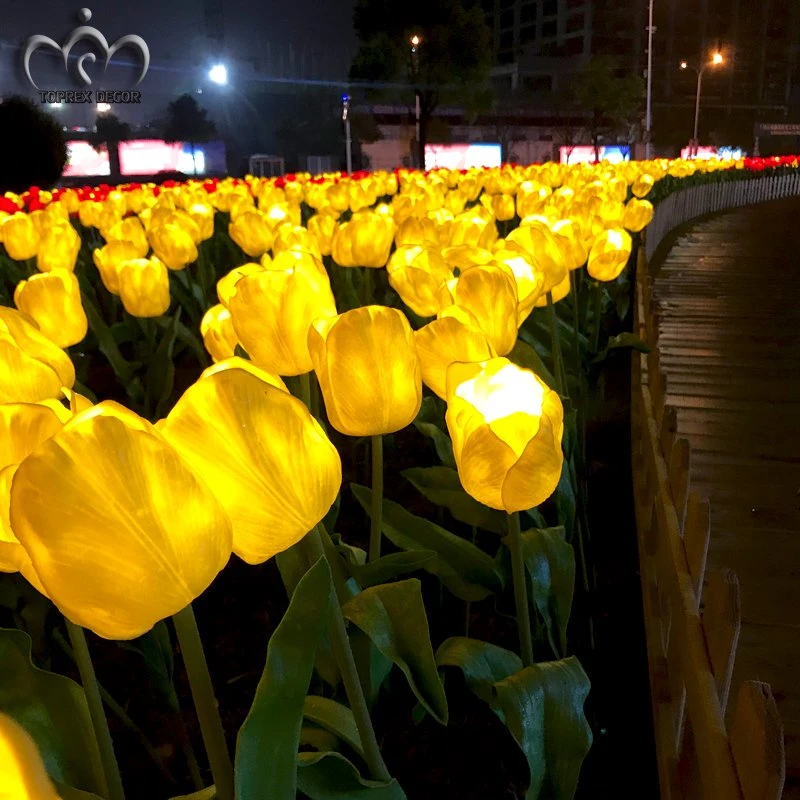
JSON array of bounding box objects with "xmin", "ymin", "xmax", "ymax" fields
[{"xmin": 0, "ymin": 154, "xmax": 797, "ymax": 800}]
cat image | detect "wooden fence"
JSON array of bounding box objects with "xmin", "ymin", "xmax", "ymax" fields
[{"xmin": 632, "ymin": 172, "xmax": 800, "ymax": 799}]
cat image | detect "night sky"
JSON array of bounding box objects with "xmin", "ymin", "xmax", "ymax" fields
[{"xmin": 0, "ymin": 0, "xmax": 358, "ymax": 125}]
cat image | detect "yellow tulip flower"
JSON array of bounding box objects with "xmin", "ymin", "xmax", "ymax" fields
[
  {"xmin": 2, "ymin": 215, "xmax": 39, "ymax": 261},
  {"xmin": 331, "ymin": 211, "xmax": 395, "ymax": 268},
  {"xmin": 414, "ymin": 310, "xmax": 495, "ymax": 399},
  {"xmin": 229, "ymin": 251, "xmax": 337, "ymax": 376},
  {"xmin": 14, "ymin": 270, "xmax": 88, "ymax": 349},
  {"xmin": 216, "ymin": 262, "xmax": 264, "ymax": 308},
  {"xmin": 36, "ymin": 222, "xmax": 81, "ymax": 273},
  {"xmin": 0, "ymin": 712, "xmax": 60, "ymax": 800},
  {"xmin": 445, "ymin": 358, "xmax": 564, "ymax": 512},
  {"xmin": 492, "ymin": 247, "xmax": 545, "ymax": 325},
  {"xmin": 534, "ymin": 272, "xmax": 571, "ymax": 307},
  {"xmin": 437, "ymin": 265, "xmax": 518, "ymax": 356},
  {"xmin": 505, "ymin": 220, "xmax": 568, "ymax": 294},
  {"xmin": 440, "ymin": 245, "xmax": 494, "ymax": 272},
  {"xmin": 117, "ymin": 257, "xmax": 171, "ymax": 318},
  {"xmin": 186, "ymin": 203, "xmax": 216, "ymax": 241},
  {"xmin": 200, "ymin": 304, "xmax": 239, "ymax": 362},
  {"xmin": 442, "ymin": 209, "xmax": 497, "ymax": 250},
  {"xmin": 622, "ymin": 198, "xmax": 654, "ymax": 233},
  {"xmin": 386, "ymin": 245, "xmax": 453, "ymax": 318},
  {"xmin": 308, "ymin": 305, "xmax": 422, "ymax": 436},
  {"xmin": 632, "ymin": 173, "xmax": 656, "ymax": 198},
  {"xmin": 307, "ymin": 212, "xmax": 338, "ymax": 256},
  {"xmin": 229, "ymin": 210, "xmax": 274, "ymax": 257},
  {"xmin": 551, "ymin": 219, "xmax": 589, "ymax": 271},
  {"xmin": 272, "ymin": 225, "xmax": 322, "ymax": 260},
  {"xmin": 148, "ymin": 223, "xmax": 198, "ymax": 271},
  {"xmin": 587, "ymin": 228, "xmax": 633, "ymax": 282},
  {"xmin": 104, "ymin": 216, "xmax": 149, "ymax": 257},
  {"xmin": 394, "ymin": 216, "xmax": 440, "ymax": 248},
  {"xmin": 92, "ymin": 240, "xmax": 141, "ymax": 295},
  {"xmin": 10, "ymin": 401, "xmax": 233, "ymax": 640},
  {"xmin": 0, "ymin": 308, "xmax": 75, "ymax": 403},
  {"xmin": 161, "ymin": 366, "xmax": 339, "ymax": 564},
  {"xmin": 492, "ymin": 194, "xmax": 516, "ymax": 222}
]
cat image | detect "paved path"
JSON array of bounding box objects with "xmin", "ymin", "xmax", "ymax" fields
[{"xmin": 652, "ymin": 197, "xmax": 800, "ymax": 798}]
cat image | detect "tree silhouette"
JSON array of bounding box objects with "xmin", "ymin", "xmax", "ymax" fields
[
  {"xmin": 162, "ymin": 95, "xmax": 217, "ymax": 175},
  {"xmin": 89, "ymin": 114, "xmax": 131, "ymax": 181},
  {"xmin": 571, "ymin": 57, "xmax": 644, "ymax": 160},
  {"xmin": 350, "ymin": 0, "xmax": 492, "ymax": 167},
  {"xmin": 0, "ymin": 97, "xmax": 67, "ymax": 193}
]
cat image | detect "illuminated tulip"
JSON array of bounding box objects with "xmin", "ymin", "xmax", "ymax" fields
[
  {"xmin": 386, "ymin": 245, "xmax": 453, "ymax": 317},
  {"xmin": 0, "ymin": 308, "xmax": 75, "ymax": 403},
  {"xmin": 37, "ymin": 222, "xmax": 81, "ymax": 273},
  {"xmin": 307, "ymin": 212, "xmax": 338, "ymax": 256},
  {"xmin": 201, "ymin": 304, "xmax": 239, "ymax": 362},
  {"xmin": 0, "ymin": 712, "xmax": 60, "ymax": 800},
  {"xmin": 441, "ymin": 245, "xmax": 494, "ymax": 271},
  {"xmin": 505, "ymin": 220, "xmax": 568, "ymax": 293},
  {"xmin": 551, "ymin": 219, "xmax": 589, "ymax": 271},
  {"xmin": 161, "ymin": 366, "xmax": 340, "ymax": 564},
  {"xmin": 117, "ymin": 257, "xmax": 171, "ymax": 318},
  {"xmin": 443, "ymin": 209, "xmax": 497, "ymax": 250},
  {"xmin": 104, "ymin": 216, "xmax": 149, "ymax": 257},
  {"xmin": 331, "ymin": 210, "xmax": 395, "ymax": 268},
  {"xmin": 272, "ymin": 225, "xmax": 322, "ymax": 260},
  {"xmin": 229, "ymin": 210, "xmax": 274, "ymax": 257},
  {"xmin": 632, "ymin": 173, "xmax": 655, "ymax": 198},
  {"xmin": 148, "ymin": 223, "xmax": 198, "ymax": 271},
  {"xmin": 187, "ymin": 203, "xmax": 216, "ymax": 240},
  {"xmin": 93, "ymin": 240, "xmax": 141, "ymax": 294},
  {"xmin": 2, "ymin": 215, "xmax": 39, "ymax": 261},
  {"xmin": 622, "ymin": 198, "xmax": 654, "ymax": 233},
  {"xmin": 217, "ymin": 262, "xmax": 264, "ymax": 307},
  {"xmin": 394, "ymin": 216, "xmax": 440, "ymax": 248},
  {"xmin": 445, "ymin": 358, "xmax": 564, "ymax": 512},
  {"xmin": 492, "ymin": 193, "xmax": 516, "ymax": 222},
  {"xmin": 14, "ymin": 270, "xmax": 87, "ymax": 349},
  {"xmin": 587, "ymin": 228, "xmax": 633, "ymax": 282},
  {"xmin": 308, "ymin": 306, "xmax": 422, "ymax": 436},
  {"xmin": 414, "ymin": 310, "xmax": 495, "ymax": 399},
  {"xmin": 438, "ymin": 265, "xmax": 518, "ymax": 356},
  {"xmin": 492, "ymin": 248, "xmax": 545, "ymax": 325},
  {"xmin": 229, "ymin": 251, "xmax": 337, "ymax": 375},
  {"xmin": 10, "ymin": 401, "xmax": 233, "ymax": 640}
]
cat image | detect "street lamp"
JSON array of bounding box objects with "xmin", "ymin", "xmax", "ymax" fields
[
  {"xmin": 644, "ymin": 0, "xmax": 655, "ymax": 159},
  {"xmin": 96, "ymin": 102, "xmax": 111, "ymax": 114},
  {"xmin": 209, "ymin": 64, "xmax": 228, "ymax": 86},
  {"xmin": 342, "ymin": 94, "xmax": 352, "ymax": 174},
  {"xmin": 410, "ymin": 34, "xmax": 422, "ymax": 169},
  {"xmin": 680, "ymin": 51, "xmax": 724, "ymax": 157}
]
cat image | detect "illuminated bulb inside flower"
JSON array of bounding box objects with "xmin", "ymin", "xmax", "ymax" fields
[{"xmin": 455, "ymin": 363, "xmax": 544, "ymax": 422}]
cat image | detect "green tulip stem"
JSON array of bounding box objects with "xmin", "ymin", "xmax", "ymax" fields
[
  {"xmin": 64, "ymin": 620, "xmax": 126, "ymax": 800},
  {"xmin": 362, "ymin": 267, "xmax": 373, "ymax": 306},
  {"xmin": 507, "ymin": 512, "xmax": 534, "ymax": 668},
  {"xmin": 546, "ymin": 291, "xmax": 566, "ymax": 397},
  {"xmin": 304, "ymin": 527, "xmax": 393, "ymax": 783},
  {"xmin": 172, "ymin": 605, "xmax": 234, "ymax": 800},
  {"xmin": 591, "ymin": 282, "xmax": 603, "ymax": 354},
  {"xmin": 369, "ymin": 435, "xmax": 384, "ymax": 562}
]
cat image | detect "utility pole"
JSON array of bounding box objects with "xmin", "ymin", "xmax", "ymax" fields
[
  {"xmin": 342, "ymin": 94, "xmax": 352, "ymax": 174},
  {"xmin": 645, "ymin": 0, "xmax": 655, "ymax": 159}
]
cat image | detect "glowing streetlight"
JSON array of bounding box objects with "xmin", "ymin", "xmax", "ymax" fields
[
  {"xmin": 410, "ymin": 35, "xmax": 422, "ymax": 168},
  {"xmin": 96, "ymin": 102, "xmax": 112, "ymax": 114},
  {"xmin": 410, "ymin": 34, "xmax": 420, "ymax": 48},
  {"xmin": 679, "ymin": 51, "xmax": 725, "ymax": 157},
  {"xmin": 209, "ymin": 64, "xmax": 228, "ymax": 86}
]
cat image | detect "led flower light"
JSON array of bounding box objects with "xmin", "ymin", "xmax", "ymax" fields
[
  {"xmin": 587, "ymin": 228, "xmax": 633, "ymax": 282},
  {"xmin": 331, "ymin": 209, "xmax": 395, "ymax": 268},
  {"xmin": 505, "ymin": 219, "xmax": 568, "ymax": 294},
  {"xmin": 2, "ymin": 214, "xmax": 39, "ymax": 261},
  {"xmin": 10, "ymin": 402, "xmax": 233, "ymax": 639},
  {"xmin": 622, "ymin": 198, "xmax": 655, "ymax": 233},
  {"xmin": 445, "ymin": 358, "xmax": 564, "ymax": 513},
  {"xmin": 117, "ymin": 257, "xmax": 171, "ymax": 317},
  {"xmin": 148, "ymin": 222, "xmax": 198, "ymax": 271},
  {"xmin": 228, "ymin": 209, "xmax": 275, "ymax": 257},
  {"xmin": 200, "ymin": 304, "xmax": 239, "ymax": 362},
  {"xmin": 14, "ymin": 270, "xmax": 88, "ymax": 349},
  {"xmin": 386, "ymin": 245, "xmax": 453, "ymax": 318}
]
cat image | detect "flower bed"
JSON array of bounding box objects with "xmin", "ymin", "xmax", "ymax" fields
[{"xmin": 0, "ymin": 155, "xmax": 796, "ymax": 800}]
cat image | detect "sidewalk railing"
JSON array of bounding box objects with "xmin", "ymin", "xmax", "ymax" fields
[{"xmin": 633, "ymin": 175, "xmax": 799, "ymax": 799}]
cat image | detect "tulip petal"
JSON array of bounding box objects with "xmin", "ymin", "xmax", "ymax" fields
[
  {"xmin": 161, "ymin": 368, "xmax": 341, "ymax": 565},
  {"xmin": 10, "ymin": 402, "xmax": 232, "ymax": 639},
  {"xmin": 0, "ymin": 712, "xmax": 60, "ymax": 800}
]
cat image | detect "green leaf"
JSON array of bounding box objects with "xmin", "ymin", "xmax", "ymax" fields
[
  {"xmin": 606, "ymin": 332, "xmax": 649, "ymax": 353},
  {"xmin": 120, "ymin": 621, "xmax": 178, "ymax": 710},
  {"xmin": 508, "ymin": 338, "xmax": 557, "ymax": 389},
  {"xmin": 402, "ymin": 466, "xmax": 506, "ymax": 534},
  {"xmin": 518, "ymin": 528, "xmax": 575, "ymax": 658},
  {"xmin": 235, "ymin": 557, "xmax": 333, "ymax": 800},
  {"xmin": 0, "ymin": 628, "xmax": 105, "ymax": 795},
  {"xmin": 303, "ymin": 696, "xmax": 364, "ymax": 759},
  {"xmin": 145, "ymin": 310, "xmax": 180, "ymax": 419},
  {"xmin": 492, "ymin": 658, "xmax": 592, "ymax": 800},
  {"xmin": 350, "ymin": 551, "xmax": 437, "ymax": 588},
  {"xmin": 412, "ymin": 396, "xmax": 455, "ymax": 467},
  {"xmin": 297, "ymin": 751, "xmax": 406, "ymax": 800},
  {"xmin": 435, "ymin": 637, "xmax": 522, "ymax": 704},
  {"xmin": 342, "ymin": 579, "xmax": 448, "ymax": 725},
  {"xmin": 170, "ymin": 788, "xmax": 217, "ymax": 800},
  {"xmin": 80, "ymin": 291, "xmax": 136, "ymax": 384},
  {"xmin": 553, "ymin": 460, "xmax": 576, "ymax": 540},
  {"xmin": 300, "ymin": 725, "xmax": 341, "ymax": 754},
  {"xmin": 350, "ymin": 628, "xmax": 394, "ymax": 707},
  {"xmin": 351, "ymin": 485, "xmax": 503, "ymax": 602}
]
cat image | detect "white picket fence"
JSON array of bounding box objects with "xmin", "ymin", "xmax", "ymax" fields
[{"xmin": 645, "ymin": 171, "xmax": 800, "ymax": 261}]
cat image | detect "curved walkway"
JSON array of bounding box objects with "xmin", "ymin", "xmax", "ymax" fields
[{"xmin": 651, "ymin": 197, "xmax": 800, "ymax": 797}]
